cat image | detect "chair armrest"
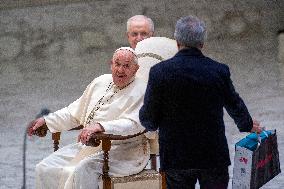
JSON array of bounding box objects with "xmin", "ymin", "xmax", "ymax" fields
[
  {"xmin": 33, "ymin": 123, "xmax": 48, "ymax": 137},
  {"xmin": 86, "ymin": 130, "xmax": 147, "ymax": 147},
  {"xmin": 69, "ymin": 125, "xmax": 84, "ymax": 130},
  {"xmin": 35, "ymin": 124, "xmax": 83, "ymax": 137}
]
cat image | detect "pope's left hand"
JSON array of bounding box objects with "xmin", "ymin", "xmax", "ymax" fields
[{"xmin": 77, "ymin": 123, "xmax": 105, "ymax": 144}]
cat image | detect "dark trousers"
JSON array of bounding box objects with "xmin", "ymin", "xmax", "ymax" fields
[{"xmin": 165, "ymin": 167, "xmax": 229, "ymax": 189}]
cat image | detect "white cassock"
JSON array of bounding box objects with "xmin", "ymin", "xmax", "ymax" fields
[{"xmin": 35, "ymin": 74, "xmax": 149, "ymax": 189}]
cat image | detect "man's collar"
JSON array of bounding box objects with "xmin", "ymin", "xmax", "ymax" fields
[{"xmin": 176, "ymin": 47, "xmax": 204, "ymax": 57}]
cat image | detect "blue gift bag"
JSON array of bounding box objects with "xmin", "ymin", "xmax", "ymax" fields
[
  {"xmin": 233, "ymin": 130, "xmax": 281, "ymax": 189},
  {"xmin": 236, "ymin": 130, "xmax": 273, "ymax": 151}
]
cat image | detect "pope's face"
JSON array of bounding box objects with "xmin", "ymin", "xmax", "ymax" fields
[
  {"xmin": 111, "ymin": 50, "xmax": 139, "ymax": 88},
  {"xmin": 127, "ymin": 20, "xmax": 153, "ymax": 49}
]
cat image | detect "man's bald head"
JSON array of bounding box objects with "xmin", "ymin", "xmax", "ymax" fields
[{"xmin": 126, "ymin": 15, "xmax": 154, "ymax": 49}]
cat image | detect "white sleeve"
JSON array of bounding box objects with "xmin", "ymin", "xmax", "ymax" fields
[
  {"xmin": 43, "ymin": 77, "xmax": 99, "ymax": 133},
  {"xmin": 44, "ymin": 106, "xmax": 80, "ymax": 133},
  {"xmin": 99, "ymin": 118, "xmax": 144, "ymax": 136},
  {"xmin": 99, "ymin": 94, "xmax": 145, "ymax": 136}
]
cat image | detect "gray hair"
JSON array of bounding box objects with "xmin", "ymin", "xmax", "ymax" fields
[
  {"xmin": 174, "ymin": 15, "xmax": 206, "ymax": 48},
  {"xmin": 127, "ymin": 15, "xmax": 154, "ymax": 33}
]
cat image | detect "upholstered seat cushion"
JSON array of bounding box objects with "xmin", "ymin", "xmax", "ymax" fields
[{"xmin": 110, "ymin": 169, "xmax": 161, "ymax": 189}]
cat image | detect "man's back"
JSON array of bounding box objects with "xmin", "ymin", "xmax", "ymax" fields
[
  {"xmin": 139, "ymin": 15, "xmax": 261, "ymax": 189},
  {"xmin": 141, "ymin": 47, "xmax": 251, "ymax": 170}
]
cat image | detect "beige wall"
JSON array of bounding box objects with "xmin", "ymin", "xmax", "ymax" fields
[{"xmin": 278, "ymin": 32, "xmax": 284, "ymax": 88}]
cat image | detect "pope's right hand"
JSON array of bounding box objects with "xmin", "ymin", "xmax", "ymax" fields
[{"xmin": 27, "ymin": 117, "xmax": 46, "ymax": 136}]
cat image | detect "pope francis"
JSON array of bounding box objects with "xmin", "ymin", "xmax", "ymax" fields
[{"xmin": 28, "ymin": 47, "xmax": 149, "ymax": 189}]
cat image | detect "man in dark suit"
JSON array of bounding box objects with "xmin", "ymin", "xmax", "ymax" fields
[{"xmin": 139, "ymin": 15, "xmax": 262, "ymax": 189}]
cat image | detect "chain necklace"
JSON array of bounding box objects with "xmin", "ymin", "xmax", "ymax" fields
[{"xmin": 85, "ymin": 80, "xmax": 134, "ymax": 125}]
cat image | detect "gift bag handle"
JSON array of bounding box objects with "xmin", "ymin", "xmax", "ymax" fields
[{"xmin": 256, "ymin": 127, "xmax": 268, "ymax": 148}]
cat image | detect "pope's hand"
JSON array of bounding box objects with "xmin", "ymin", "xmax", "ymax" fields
[
  {"xmin": 27, "ymin": 117, "xmax": 46, "ymax": 136},
  {"xmin": 77, "ymin": 123, "xmax": 105, "ymax": 144}
]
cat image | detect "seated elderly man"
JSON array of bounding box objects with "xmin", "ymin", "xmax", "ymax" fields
[{"xmin": 28, "ymin": 47, "xmax": 149, "ymax": 189}]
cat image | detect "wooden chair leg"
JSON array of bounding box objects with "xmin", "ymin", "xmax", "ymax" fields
[
  {"xmin": 150, "ymin": 154, "xmax": 157, "ymax": 170},
  {"xmin": 102, "ymin": 139, "xmax": 112, "ymax": 189},
  {"xmin": 160, "ymin": 171, "xmax": 167, "ymax": 189},
  {"xmin": 52, "ymin": 132, "xmax": 61, "ymax": 152}
]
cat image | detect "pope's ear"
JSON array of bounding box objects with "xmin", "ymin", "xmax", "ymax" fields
[
  {"xmin": 109, "ymin": 59, "xmax": 114, "ymax": 66},
  {"xmin": 110, "ymin": 60, "xmax": 114, "ymax": 70},
  {"xmin": 134, "ymin": 64, "xmax": 139, "ymax": 73},
  {"xmin": 126, "ymin": 32, "xmax": 130, "ymax": 39}
]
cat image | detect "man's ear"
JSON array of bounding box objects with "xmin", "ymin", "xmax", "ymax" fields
[{"xmin": 176, "ymin": 41, "xmax": 182, "ymax": 50}]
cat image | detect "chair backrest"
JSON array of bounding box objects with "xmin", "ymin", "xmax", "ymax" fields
[
  {"xmin": 149, "ymin": 138, "xmax": 159, "ymax": 155},
  {"xmin": 148, "ymin": 137, "xmax": 159, "ymax": 170},
  {"xmin": 136, "ymin": 37, "xmax": 178, "ymax": 156},
  {"xmin": 136, "ymin": 37, "xmax": 178, "ymax": 172},
  {"xmin": 135, "ymin": 37, "xmax": 178, "ymax": 83}
]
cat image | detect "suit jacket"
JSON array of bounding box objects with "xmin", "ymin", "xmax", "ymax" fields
[{"xmin": 139, "ymin": 47, "xmax": 253, "ymax": 170}]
